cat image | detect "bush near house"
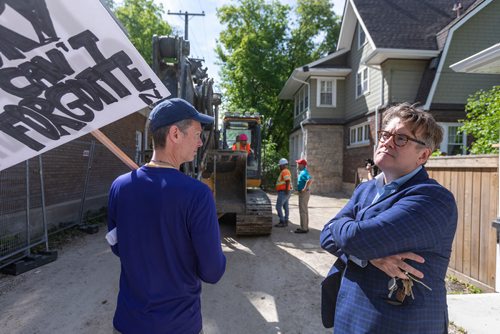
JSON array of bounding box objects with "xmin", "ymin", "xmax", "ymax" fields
[{"xmin": 461, "ymin": 85, "xmax": 500, "ymax": 154}]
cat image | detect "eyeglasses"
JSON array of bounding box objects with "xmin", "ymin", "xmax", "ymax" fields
[{"xmin": 377, "ymin": 130, "xmax": 426, "ymax": 147}]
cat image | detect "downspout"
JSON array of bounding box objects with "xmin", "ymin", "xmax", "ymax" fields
[{"xmin": 291, "ymin": 66, "xmax": 311, "ymax": 160}]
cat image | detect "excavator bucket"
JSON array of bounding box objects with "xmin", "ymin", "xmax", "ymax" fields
[{"xmin": 203, "ymin": 150, "xmax": 247, "ymax": 214}]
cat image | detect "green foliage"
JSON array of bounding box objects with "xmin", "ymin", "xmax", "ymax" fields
[
  {"xmin": 261, "ymin": 138, "xmax": 283, "ymax": 190},
  {"xmin": 289, "ymin": 0, "xmax": 341, "ymax": 66},
  {"xmin": 447, "ymin": 275, "xmax": 483, "ymax": 294},
  {"xmin": 460, "ymin": 85, "xmax": 500, "ymax": 154},
  {"xmin": 216, "ymin": 0, "xmax": 341, "ymax": 157},
  {"xmin": 114, "ymin": 0, "xmax": 172, "ymax": 66},
  {"xmin": 431, "ymin": 149, "xmax": 443, "ymax": 157},
  {"xmin": 101, "ymin": 0, "xmax": 115, "ymax": 11}
]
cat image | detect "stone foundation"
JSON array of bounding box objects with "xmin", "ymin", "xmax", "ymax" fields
[{"xmin": 300, "ymin": 124, "xmax": 344, "ymax": 196}]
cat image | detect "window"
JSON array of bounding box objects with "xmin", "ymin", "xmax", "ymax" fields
[
  {"xmin": 294, "ymin": 95, "xmax": 299, "ymax": 116},
  {"xmin": 316, "ymin": 78, "xmax": 336, "ymax": 107},
  {"xmin": 349, "ymin": 123, "xmax": 370, "ymax": 146},
  {"xmin": 363, "ymin": 124, "xmax": 370, "ymax": 141},
  {"xmin": 356, "ymin": 67, "xmax": 369, "ymax": 98},
  {"xmin": 291, "ymin": 133, "xmax": 303, "ymax": 161},
  {"xmin": 358, "ymin": 23, "xmax": 366, "ymax": 49},
  {"xmin": 294, "ymin": 85, "xmax": 309, "ymax": 116},
  {"xmin": 438, "ymin": 123, "xmax": 466, "ymax": 155},
  {"xmin": 300, "ymin": 89, "xmax": 304, "ymax": 111}
]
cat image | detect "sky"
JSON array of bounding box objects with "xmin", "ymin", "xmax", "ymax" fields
[{"xmin": 157, "ymin": 0, "xmax": 346, "ymax": 92}]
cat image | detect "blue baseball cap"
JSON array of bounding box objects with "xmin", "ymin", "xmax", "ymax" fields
[{"xmin": 148, "ymin": 98, "xmax": 214, "ymax": 131}]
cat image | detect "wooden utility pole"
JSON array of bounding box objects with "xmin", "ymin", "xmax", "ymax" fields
[{"xmin": 167, "ymin": 10, "xmax": 205, "ymax": 41}]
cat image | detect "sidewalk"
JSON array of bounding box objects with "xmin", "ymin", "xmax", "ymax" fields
[{"xmin": 448, "ymin": 293, "xmax": 500, "ymax": 334}]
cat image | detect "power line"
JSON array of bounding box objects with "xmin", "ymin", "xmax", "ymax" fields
[{"xmin": 167, "ymin": 10, "xmax": 205, "ymax": 41}]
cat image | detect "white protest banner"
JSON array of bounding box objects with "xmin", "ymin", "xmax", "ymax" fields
[{"xmin": 0, "ymin": 0, "xmax": 170, "ymax": 171}]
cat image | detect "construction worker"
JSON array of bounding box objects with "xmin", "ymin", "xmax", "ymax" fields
[
  {"xmin": 275, "ymin": 158, "xmax": 292, "ymax": 227},
  {"xmin": 232, "ymin": 133, "xmax": 252, "ymax": 154}
]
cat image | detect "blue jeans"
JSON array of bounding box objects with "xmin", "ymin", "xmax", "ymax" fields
[{"xmin": 276, "ymin": 191, "xmax": 291, "ymax": 223}]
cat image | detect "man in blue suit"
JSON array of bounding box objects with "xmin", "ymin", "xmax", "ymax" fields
[{"xmin": 321, "ymin": 103, "xmax": 457, "ymax": 333}]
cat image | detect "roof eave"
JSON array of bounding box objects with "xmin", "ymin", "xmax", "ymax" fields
[
  {"xmin": 363, "ymin": 48, "xmax": 440, "ymax": 65},
  {"xmin": 450, "ymin": 43, "xmax": 500, "ymax": 74},
  {"xmin": 278, "ymin": 68, "xmax": 352, "ymax": 100}
]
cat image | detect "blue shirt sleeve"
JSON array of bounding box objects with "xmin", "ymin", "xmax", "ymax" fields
[{"xmin": 188, "ymin": 186, "xmax": 226, "ymax": 283}]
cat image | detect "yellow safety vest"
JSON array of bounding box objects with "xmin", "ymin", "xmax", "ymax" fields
[{"xmin": 276, "ymin": 168, "xmax": 292, "ymax": 191}]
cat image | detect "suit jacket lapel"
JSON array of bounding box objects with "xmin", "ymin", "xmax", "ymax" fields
[{"xmin": 358, "ymin": 168, "xmax": 430, "ymax": 220}]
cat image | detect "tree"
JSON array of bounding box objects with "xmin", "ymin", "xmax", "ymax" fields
[
  {"xmin": 216, "ymin": 0, "xmax": 291, "ymax": 154},
  {"xmin": 289, "ymin": 0, "xmax": 341, "ymax": 67},
  {"xmin": 114, "ymin": 0, "xmax": 172, "ymax": 66},
  {"xmin": 216, "ymin": 0, "xmax": 341, "ymax": 160},
  {"xmin": 100, "ymin": 0, "xmax": 115, "ymax": 11},
  {"xmin": 460, "ymin": 85, "xmax": 500, "ymax": 154}
]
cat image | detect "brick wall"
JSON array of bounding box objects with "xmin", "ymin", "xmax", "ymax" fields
[
  {"xmin": 0, "ymin": 112, "xmax": 147, "ymax": 230},
  {"xmin": 303, "ymin": 124, "xmax": 344, "ymax": 195}
]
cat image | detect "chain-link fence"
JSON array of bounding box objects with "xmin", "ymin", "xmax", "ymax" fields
[
  {"xmin": 0, "ymin": 139, "xmax": 133, "ymax": 270},
  {"xmin": 0, "ymin": 157, "xmax": 46, "ymax": 267}
]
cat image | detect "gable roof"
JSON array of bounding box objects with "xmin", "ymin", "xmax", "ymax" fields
[
  {"xmin": 278, "ymin": 49, "xmax": 352, "ymax": 100},
  {"xmin": 338, "ymin": 0, "xmax": 478, "ymax": 53},
  {"xmin": 424, "ymin": 0, "xmax": 497, "ymax": 109},
  {"xmin": 353, "ymin": 0, "xmax": 477, "ymax": 50}
]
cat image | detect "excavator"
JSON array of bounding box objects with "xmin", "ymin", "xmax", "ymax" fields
[{"xmin": 151, "ymin": 35, "xmax": 272, "ymax": 235}]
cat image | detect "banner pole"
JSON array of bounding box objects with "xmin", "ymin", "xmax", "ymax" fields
[{"xmin": 91, "ymin": 130, "xmax": 139, "ymax": 170}]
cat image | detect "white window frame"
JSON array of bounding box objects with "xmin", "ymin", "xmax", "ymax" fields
[
  {"xmin": 357, "ymin": 23, "xmax": 367, "ymax": 49},
  {"xmin": 316, "ymin": 78, "xmax": 337, "ymax": 107},
  {"xmin": 291, "ymin": 132, "xmax": 303, "ymax": 161},
  {"xmin": 294, "ymin": 85, "xmax": 309, "ymax": 116},
  {"xmin": 438, "ymin": 122, "xmax": 467, "ymax": 155},
  {"xmin": 356, "ymin": 66, "xmax": 369, "ymax": 98},
  {"xmin": 348, "ymin": 122, "xmax": 370, "ymax": 147},
  {"xmin": 294, "ymin": 95, "xmax": 299, "ymax": 116}
]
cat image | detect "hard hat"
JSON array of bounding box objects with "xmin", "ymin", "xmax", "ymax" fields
[
  {"xmin": 278, "ymin": 158, "xmax": 288, "ymax": 165},
  {"xmin": 239, "ymin": 134, "xmax": 248, "ymax": 141}
]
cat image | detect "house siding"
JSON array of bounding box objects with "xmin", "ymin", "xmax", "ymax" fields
[
  {"xmin": 309, "ymin": 78, "xmax": 346, "ymax": 119},
  {"xmin": 433, "ymin": 0, "xmax": 500, "ymax": 104},
  {"xmin": 383, "ymin": 59, "xmax": 428, "ymax": 104},
  {"xmin": 345, "ymin": 24, "xmax": 382, "ymax": 120}
]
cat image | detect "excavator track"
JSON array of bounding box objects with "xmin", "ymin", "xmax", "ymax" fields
[{"xmin": 236, "ymin": 188, "xmax": 272, "ymax": 236}]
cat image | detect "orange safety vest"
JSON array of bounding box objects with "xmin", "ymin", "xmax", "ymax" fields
[
  {"xmin": 276, "ymin": 168, "xmax": 292, "ymax": 191},
  {"xmin": 232, "ymin": 142, "xmax": 251, "ymax": 154}
]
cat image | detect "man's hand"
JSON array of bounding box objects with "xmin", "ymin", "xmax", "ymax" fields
[{"xmin": 369, "ymin": 252, "xmax": 425, "ymax": 280}]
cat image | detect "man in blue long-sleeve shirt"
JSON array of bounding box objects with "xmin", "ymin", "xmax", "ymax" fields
[{"xmin": 107, "ymin": 98, "xmax": 226, "ymax": 334}]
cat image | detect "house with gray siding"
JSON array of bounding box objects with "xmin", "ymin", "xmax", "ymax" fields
[{"xmin": 279, "ymin": 0, "xmax": 500, "ymax": 195}]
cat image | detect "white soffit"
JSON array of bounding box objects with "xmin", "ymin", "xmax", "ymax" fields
[
  {"xmin": 363, "ymin": 48, "xmax": 440, "ymax": 65},
  {"xmin": 450, "ymin": 43, "xmax": 500, "ymax": 74}
]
